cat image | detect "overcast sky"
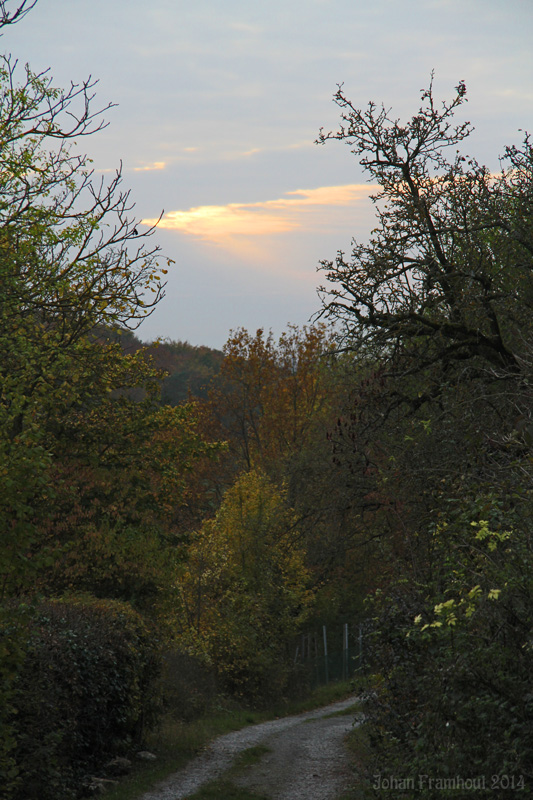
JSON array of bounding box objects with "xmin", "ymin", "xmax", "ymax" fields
[{"xmin": 5, "ymin": 0, "xmax": 533, "ymax": 348}]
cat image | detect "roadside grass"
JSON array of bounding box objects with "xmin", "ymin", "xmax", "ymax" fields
[
  {"xmin": 230, "ymin": 744, "xmax": 273, "ymax": 771},
  {"xmin": 337, "ymin": 714, "xmax": 375, "ymax": 800},
  {"xmin": 103, "ymin": 680, "xmax": 356, "ymax": 800}
]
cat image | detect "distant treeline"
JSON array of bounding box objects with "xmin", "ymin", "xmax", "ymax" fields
[{"xmin": 108, "ymin": 328, "xmax": 225, "ymax": 405}]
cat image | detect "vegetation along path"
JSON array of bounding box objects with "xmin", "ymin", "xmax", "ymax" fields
[{"xmin": 139, "ymin": 696, "xmax": 360, "ymax": 799}]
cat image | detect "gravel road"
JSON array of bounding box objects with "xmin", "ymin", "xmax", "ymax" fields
[{"xmin": 139, "ymin": 696, "xmax": 360, "ymax": 800}]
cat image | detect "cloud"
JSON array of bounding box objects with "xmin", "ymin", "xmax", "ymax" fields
[
  {"xmin": 142, "ymin": 184, "xmax": 373, "ymax": 246},
  {"xmin": 270, "ymin": 185, "xmax": 372, "ymax": 209},
  {"xmin": 228, "ymin": 21, "xmax": 263, "ymax": 35},
  {"xmin": 132, "ymin": 161, "xmax": 167, "ymax": 172},
  {"xmin": 147, "ymin": 203, "xmax": 296, "ymax": 239}
]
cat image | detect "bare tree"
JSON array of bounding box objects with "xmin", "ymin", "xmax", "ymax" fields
[{"xmin": 316, "ymin": 78, "xmax": 533, "ymax": 378}]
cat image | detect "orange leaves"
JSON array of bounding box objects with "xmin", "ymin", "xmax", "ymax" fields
[{"xmin": 206, "ymin": 324, "xmax": 336, "ymax": 477}]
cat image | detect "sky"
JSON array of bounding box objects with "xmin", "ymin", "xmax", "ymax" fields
[{"xmin": 5, "ymin": 0, "xmax": 533, "ymax": 348}]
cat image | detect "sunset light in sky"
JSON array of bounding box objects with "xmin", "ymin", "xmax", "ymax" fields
[
  {"xmin": 143, "ymin": 185, "xmax": 375, "ymax": 248},
  {"xmin": 6, "ymin": 0, "xmax": 532, "ymax": 347}
]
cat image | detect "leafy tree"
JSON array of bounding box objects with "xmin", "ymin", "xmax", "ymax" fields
[
  {"xmin": 0, "ymin": 41, "xmax": 172, "ymax": 597},
  {"xmin": 316, "ymin": 78, "xmax": 533, "ymax": 573},
  {"xmin": 32, "ymin": 398, "xmax": 217, "ymax": 618},
  {"xmin": 201, "ymin": 325, "xmax": 384, "ymax": 625},
  {"xmin": 360, "ymin": 493, "xmax": 533, "ymax": 796},
  {"xmin": 317, "ymin": 78, "xmax": 533, "ymax": 794},
  {"xmin": 177, "ymin": 470, "xmax": 312, "ymax": 701},
  {"xmin": 206, "ymin": 325, "xmax": 335, "ymax": 478},
  {"xmin": 0, "ymin": 4, "xmax": 211, "ymax": 787}
]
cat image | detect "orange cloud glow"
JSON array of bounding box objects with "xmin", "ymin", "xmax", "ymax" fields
[
  {"xmin": 133, "ymin": 161, "xmax": 166, "ymax": 172},
  {"xmin": 142, "ymin": 184, "xmax": 374, "ymax": 250}
]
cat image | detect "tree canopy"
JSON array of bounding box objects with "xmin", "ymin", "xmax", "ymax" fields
[
  {"xmin": 0, "ymin": 8, "xmax": 218, "ymax": 791},
  {"xmin": 317, "ymin": 78, "xmax": 533, "ymax": 382},
  {"xmin": 316, "ymin": 78, "xmax": 533, "ymax": 794}
]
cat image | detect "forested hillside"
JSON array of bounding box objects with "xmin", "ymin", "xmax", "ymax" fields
[
  {"xmin": 107, "ymin": 328, "xmax": 223, "ymax": 405},
  {"xmin": 1, "ymin": 3, "xmax": 532, "ymax": 799}
]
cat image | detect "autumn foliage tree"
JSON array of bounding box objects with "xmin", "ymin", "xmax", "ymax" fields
[
  {"xmin": 197, "ymin": 324, "xmax": 384, "ymax": 632},
  {"xmin": 177, "ymin": 470, "xmax": 312, "ymax": 701},
  {"xmin": 205, "ymin": 325, "xmax": 335, "ymax": 480},
  {"xmin": 204, "ymin": 324, "xmax": 341, "ymax": 543}
]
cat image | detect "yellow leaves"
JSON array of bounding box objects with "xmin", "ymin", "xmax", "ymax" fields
[
  {"xmin": 414, "ymin": 580, "xmax": 505, "ymax": 635},
  {"xmin": 177, "ymin": 469, "xmax": 312, "ymax": 686},
  {"xmin": 467, "ymin": 584, "xmax": 482, "ymax": 600},
  {"xmin": 419, "ymin": 598, "xmax": 457, "ymax": 630},
  {"xmin": 471, "ymin": 520, "xmax": 511, "ymax": 551},
  {"xmin": 434, "ymin": 598, "xmax": 456, "ymax": 613}
]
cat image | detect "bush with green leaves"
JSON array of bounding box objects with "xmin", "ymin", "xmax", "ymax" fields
[
  {"xmin": 360, "ymin": 494, "xmax": 533, "ymax": 798},
  {"xmin": 4, "ymin": 595, "xmax": 161, "ymax": 800}
]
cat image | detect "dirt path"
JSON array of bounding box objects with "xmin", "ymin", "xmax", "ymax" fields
[{"xmin": 139, "ymin": 696, "xmax": 360, "ymax": 799}]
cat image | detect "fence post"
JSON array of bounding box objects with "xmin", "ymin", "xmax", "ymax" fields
[
  {"xmin": 323, "ymin": 625, "xmax": 329, "ymax": 684},
  {"xmin": 343, "ymin": 623, "xmax": 349, "ymax": 679}
]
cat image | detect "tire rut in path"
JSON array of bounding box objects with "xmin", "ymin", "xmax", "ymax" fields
[{"xmin": 139, "ymin": 696, "xmax": 360, "ymax": 800}]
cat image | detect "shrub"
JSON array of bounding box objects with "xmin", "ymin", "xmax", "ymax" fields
[
  {"xmin": 4, "ymin": 595, "xmax": 161, "ymax": 800},
  {"xmin": 359, "ymin": 499, "xmax": 533, "ymax": 798}
]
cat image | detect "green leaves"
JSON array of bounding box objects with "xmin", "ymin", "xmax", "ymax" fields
[{"xmin": 0, "ymin": 55, "xmax": 168, "ymax": 335}]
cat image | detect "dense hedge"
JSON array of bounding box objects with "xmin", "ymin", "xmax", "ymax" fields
[{"xmin": 3, "ymin": 596, "xmax": 161, "ymax": 800}]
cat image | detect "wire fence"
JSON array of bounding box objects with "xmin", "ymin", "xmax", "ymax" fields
[{"xmin": 293, "ymin": 623, "xmax": 367, "ymax": 687}]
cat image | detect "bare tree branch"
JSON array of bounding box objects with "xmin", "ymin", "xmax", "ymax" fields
[{"xmin": 0, "ymin": 0, "xmax": 37, "ymax": 30}]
